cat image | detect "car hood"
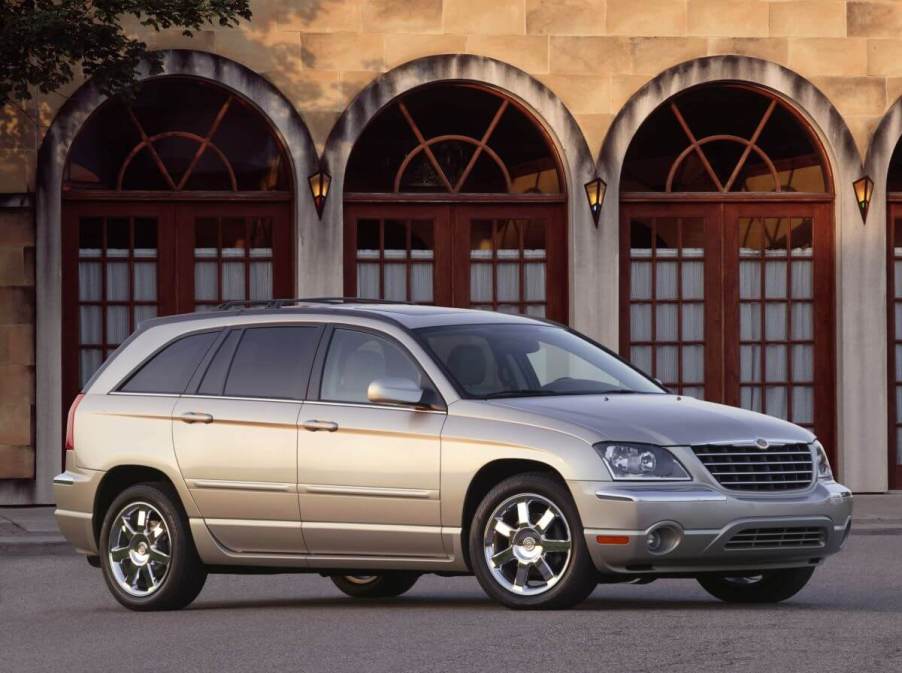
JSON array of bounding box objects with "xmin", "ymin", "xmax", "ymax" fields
[{"xmin": 486, "ymin": 394, "xmax": 815, "ymax": 446}]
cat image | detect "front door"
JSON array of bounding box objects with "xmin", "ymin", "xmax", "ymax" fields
[
  {"xmin": 621, "ymin": 201, "xmax": 835, "ymax": 463},
  {"xmin": 344, "ymin": 203, "xmax": 567, "ymax": 322},
  {"xmin": 297, "ymin": 326, "xmax": 446, "ymax": 558}
]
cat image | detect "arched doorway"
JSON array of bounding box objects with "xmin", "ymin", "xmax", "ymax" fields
[
  {"xmin": 61, "ymin": 76, "xmax": 293, "ymax": 410},
  {"xmin": 619, "ymin": 84, "xmax": 836, "ymax": 459},
  {"xmin": 342, "ymin": 84, "xmax": 567, "ymax": 321},
  {"xmin": 885, "ymin": 144, "xmax": 902, "ymax": 488}
]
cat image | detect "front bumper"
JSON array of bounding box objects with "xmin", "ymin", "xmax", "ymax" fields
[{"xmin": 569, "ymin": 479, "xmax": 853, "ymax": 576}]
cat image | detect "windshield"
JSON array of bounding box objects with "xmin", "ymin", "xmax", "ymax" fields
[{"xmin": 416, "ymin": 323, "xmax": 664, "ymax": 398}]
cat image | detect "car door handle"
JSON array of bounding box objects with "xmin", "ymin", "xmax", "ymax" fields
[
  {"xmin": 302, "ymin": 419, "xmax": 339, "ymax": 432},
  {"xmin": 179, "ymin": 411, "xmax": 214, "ymax": 424}
]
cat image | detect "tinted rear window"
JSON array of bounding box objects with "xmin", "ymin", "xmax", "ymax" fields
[
  {"xmin": 223, "ymin": 326, "xmax": 321, "ymax": 399},
  {"xmin": 121, "ymin": 331, "xmax": 219, "ymax": 394},
  {"xmin": 197, "ymin": 330, "xmax": 241, "ymax": 396}
]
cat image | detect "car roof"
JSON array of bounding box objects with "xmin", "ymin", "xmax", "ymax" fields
[{"xmin": 137, "ymin": 299, "xmax": 551, "ymax": 332}]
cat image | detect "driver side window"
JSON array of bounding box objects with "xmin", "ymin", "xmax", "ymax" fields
[{"xmin": 320, "ymin": 328, "xmax": 430, "ymax": 404}]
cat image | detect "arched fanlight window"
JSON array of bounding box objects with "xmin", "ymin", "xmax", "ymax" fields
[
  {"xmin": 621, "ymin": 85, "xmax": 830, "ymax": 194},
  {"xmin": 65, "ymin": 78, "xmax": 290, "ymax": 192},
  {"xmin": 345, "ymin": 84, "xmax": 563, "ymax": 195}
]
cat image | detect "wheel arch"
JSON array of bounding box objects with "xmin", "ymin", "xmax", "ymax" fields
[
  {"xmin": 459, "ymin": 458, "xmax": 567, "ymax": 570},
  {"xmin": 92, "ymin": 465, "xmax": 184, "ymax": 544}
]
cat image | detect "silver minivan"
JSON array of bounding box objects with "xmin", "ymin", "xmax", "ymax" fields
[{"xmin": 54, "ymin": 299, "xmax": 853, "ymax": 610}]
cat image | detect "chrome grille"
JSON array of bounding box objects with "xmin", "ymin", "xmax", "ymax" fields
[
  {"xmin": 692, "ymin": 443, "xmax": 814, "ymax": 491},
  {"xmin": 725, "ymin": 527, "xmax": 826, "ymax": 550}
]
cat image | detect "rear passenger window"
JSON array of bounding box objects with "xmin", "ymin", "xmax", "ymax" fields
[
  {"xmin": 223, "ymin": 326, "xmax": 321, "ymax": 400},
  {"xmin": 121, "ymin": 332, "xmax": 218, "ymax": 394},
  {"xmin": 197, "ymin": 330, "xmax": 241, "ymax": 396}
]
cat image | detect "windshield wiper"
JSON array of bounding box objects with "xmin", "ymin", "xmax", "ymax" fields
[{"xmin": 481, "ymin": 390, "xmax": 561, "ymax": 399}]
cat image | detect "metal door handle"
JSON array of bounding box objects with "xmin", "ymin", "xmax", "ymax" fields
[
  {"xmin": 179, "ymin": 411, "xmax": 213, "ymax": 424},
  {"xmin": 302, "ymin": 419, "xmax": 338, "ymax": 432}
]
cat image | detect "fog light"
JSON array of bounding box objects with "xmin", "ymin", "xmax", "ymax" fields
[
  {"xmin": 645, "ymin": 522, "xmax": 683, "ymax": 556},
  {"xmin": 646, "ymin": 531, "xmax": 662, "ymax": 553}
]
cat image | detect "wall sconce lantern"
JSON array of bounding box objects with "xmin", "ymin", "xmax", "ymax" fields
[
  {"xmin": 584, "ymin": 176, "xmax": 606, "ymax": 227},
  {"xmin": 853, "ymin": 175, "xmax": 874, "ymax": 224},
  {"xmin": 308, "ymin": 169, "xmax": 331, "ymax": 218}
]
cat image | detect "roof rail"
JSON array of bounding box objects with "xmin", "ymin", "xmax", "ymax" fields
[{"xmin": 215, "ymin": 297, "xmax": 413, "ymax": 310}]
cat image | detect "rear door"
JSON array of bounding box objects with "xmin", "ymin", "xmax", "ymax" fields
[{"xmin": 172, "ymin": 323, "xmax": 323, "ymax": 554}]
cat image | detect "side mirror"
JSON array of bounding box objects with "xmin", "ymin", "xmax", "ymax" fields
[{"xmin": 367, "ymin": 377, "xmax": 425, "ymax": 407}]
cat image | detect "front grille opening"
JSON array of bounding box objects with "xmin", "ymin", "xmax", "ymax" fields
[
  {"xmin": 693, "ymin": 444, "xmax": 814, "ymax": 491},
  {"xmin": 725, "ymin": 527, "xmax": 826, "ymax": 550}
]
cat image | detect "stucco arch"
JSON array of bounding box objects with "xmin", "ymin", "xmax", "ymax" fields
[
  {"xmin": 864, "ymin": 95, "xmax": 902, "ymax": 213},
  {"xmin": 596, "ymin": 55, "xmax": 883, "ymax": 492},
  {"xmin": 29, "ymin": 50, "xmax": 319, "ymax": 503},
  {"xmin": 317, "ymin": 54, "xmax": 598, "ymax": 330}
]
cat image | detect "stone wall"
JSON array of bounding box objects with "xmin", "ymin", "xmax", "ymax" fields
[
  {"xmin": 0, "ymin": 206, "xmax": 35, "ymax": 479},
  {"xmin": 4, "ymin": 2, "xmax": 902, "ymax": 186}
]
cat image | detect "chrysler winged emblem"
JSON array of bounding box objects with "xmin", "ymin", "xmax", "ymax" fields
[{"xmin": 755, "ymin": 438, "xmax": 769, "ymax": 450}]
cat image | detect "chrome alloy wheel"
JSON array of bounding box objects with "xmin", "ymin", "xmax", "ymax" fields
[
  {"xmin": 107, "ymin": 501, "xmax": 172, "ymax": 597},
  {"xmin": 483, "ymin": 493, "xmax": 572, "ymax": 596},
  {"xmin": 343, "ymin": 575, "xmax": 379, "ymax": 585}
]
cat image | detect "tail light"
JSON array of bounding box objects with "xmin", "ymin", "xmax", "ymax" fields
[{"xmin": 65, "ymin": 393, "xmax": 84, "ymax": 451}]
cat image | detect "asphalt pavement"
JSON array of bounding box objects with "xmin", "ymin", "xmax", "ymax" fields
[{"xmin": 1, "ymin": 533, "xmax": 901, "ymax": 673}]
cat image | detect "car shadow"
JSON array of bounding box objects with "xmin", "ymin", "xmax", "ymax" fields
[{"xmin": 184, "ymin": 593, "xmax": 826, "ymax": 613}]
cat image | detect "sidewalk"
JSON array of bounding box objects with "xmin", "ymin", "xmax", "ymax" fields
[{"xmin": 2, "ymin": 494, "xmax": 901, "ymax": 555}]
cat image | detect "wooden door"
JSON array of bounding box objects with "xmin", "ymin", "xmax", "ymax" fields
[
  {"xmin": 619, "ymin": 203, "xmax": 724, "ymax": 400},
  {"xmin": 450, "ymin": 204, "xmax": 566, "ymax": 322},
  {"xmin": 344, "ymin": 202, "xmax": 567, "ymax": 322},
  {"xmin": 621, "ymin": 201, "xmax": 836, "ymax": 464},
  {"xmin": 887, "ymin": 202, "xmax": 902, "ymax": 488},
  {"xmin": 174, "ymin": 202, "xmax": 293, "ymax": 312},
  {"xmin": 722, "ymin": 202, "xmax": 835, "ymax": 460},
  {"xmin": 62, "ymin": 199, "xmax": 293, "ymax": 457}
]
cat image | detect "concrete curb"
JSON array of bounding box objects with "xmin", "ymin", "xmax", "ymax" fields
[{"xmin": 0, "ymin": 535, "xmax": 74, "ymax": 556}]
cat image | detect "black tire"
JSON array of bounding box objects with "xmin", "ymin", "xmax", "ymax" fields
[
  {"xmin": 99, "ymin": 482, "xmax": 207, "ymax": 611},
  {"xmin": 330, "ymin": 573, "xmax": 420, "ymax": 598},
  {"xmin": 468, "ymin": 472, "xmax": 597, "ymax": 610},
  {"xmin": 697, "ymin": 567, "xmax": 815, "ymax": 604}
]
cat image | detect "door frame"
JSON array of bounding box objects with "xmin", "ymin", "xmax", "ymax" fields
[
  {"xmin": 620, "ymin": 199, "xmax": 837, "ymax": 466},
  {"xmin": 343, "ymin": 200, "xmax": 568, "ymax": 322}
]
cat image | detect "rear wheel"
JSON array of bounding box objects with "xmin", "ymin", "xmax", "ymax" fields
[
  {"xmin": 696, "ymin": 567, "xmax": 815, "ymax": 603},
  {"xmin": 330, "ymin": 573, "xmax": 420, "ymax": 598},
  {"xmin": 469, "ymin": 473, "xmax": 597, "ymax": 609},
  {"xmin": 99, "ymin": 482, "xmax": 206, "ymax": 611}
]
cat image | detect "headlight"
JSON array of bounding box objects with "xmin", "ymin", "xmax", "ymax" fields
[
  {"xmin": 595, "ymin": 442, "xmax": 691, "ymax": 481},
  {"xmin": 813, "ymin": 440, "xmax": 834, "ymax": 481}
]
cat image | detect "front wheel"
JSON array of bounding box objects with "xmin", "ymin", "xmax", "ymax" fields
[
  {"xmin": 99, "ymin": 482, "xmax": 207, "ymax": 611},
  {"xmin": 469, "ymin": 473, "xmax": 597, "ymax": 609},
  {"xmin": 330, "ymin": 573, "xmax": 420, "ymax": 598},
  {"xmin": 696, "ymin": 567, "xmax": 815, "ymax": 603}
]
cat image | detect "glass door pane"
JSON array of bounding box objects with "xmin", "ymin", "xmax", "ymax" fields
[
  {"xmin": 76, "ymin": 215, "xmax": 159, "ymax": 386},
  {"xmin": 625, "ymin": 215, "xmax": 706, "ymax": 398},
  {"xmin": 736, "ymin": 216, "xmax": 814, "ymax": 428},
  {"xmin": 354, "ymin": 218, "xmax": 436, "ymax": 303},
  {"xmin": 191, "ymin": 215, "xmax": 274, "ymax": 310},
  {"xmin": 467, "ymin": 218, "xmax": 547, "ymax": 317}
]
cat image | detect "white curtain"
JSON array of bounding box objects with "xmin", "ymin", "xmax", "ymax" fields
[
  {"xmin": 221, "ymin": 247, "xmax": 244, "ymax": 301},
  {"xmin": 410, "ymin": 250, "xmax": 433, "ymax": 302},
  {"xmin": 249, "ymin": 247, "xmax": 273, "ymax": 300},
  {"xmin": 496, "ymin": 249, "xmax": 519, "ymax": 302},
  {"xmin": 383, "ymin": 249, "xmax": 406, "ymax": 301}
]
